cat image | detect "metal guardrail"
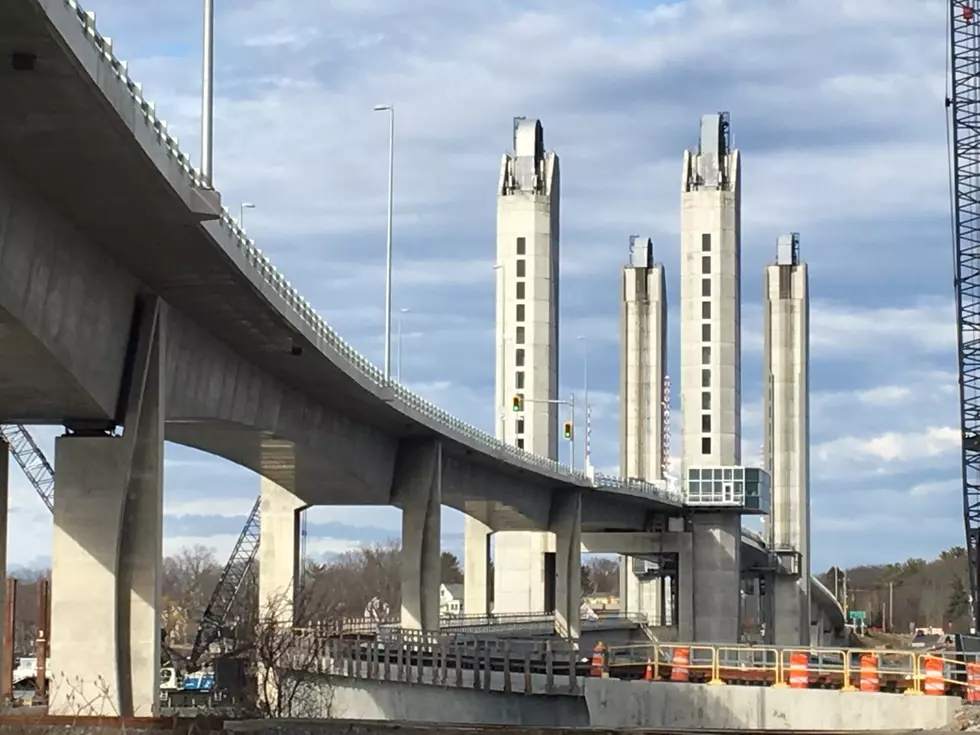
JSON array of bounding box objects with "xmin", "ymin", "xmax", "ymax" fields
[{"xmin": 54, "ymin": 0, "xmax": 679, "ymax": 503}]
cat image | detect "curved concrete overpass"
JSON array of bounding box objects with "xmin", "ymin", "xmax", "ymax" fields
[{"xmin": 0, "ymin": 0, "xmax": 682, "ymax": 533}]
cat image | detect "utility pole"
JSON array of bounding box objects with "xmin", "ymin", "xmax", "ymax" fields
[{"xmin": 889, "ymin": 581, "xmax": 894, "ymax": 632}]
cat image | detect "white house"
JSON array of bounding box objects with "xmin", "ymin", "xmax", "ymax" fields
[{"xmin": 440, "ymin": 583, "xmax": 463, "ymax": 617}]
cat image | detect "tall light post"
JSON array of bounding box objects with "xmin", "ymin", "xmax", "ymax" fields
[
  {"xmin": 201, "ymin": 0, "xmax": 215, "ymax": 186},
  {"xmin": 240, "ymin": 202, "xmax": 255, "ymax": 227},
  {"xmin": 577, "ymin": 335, "xmax": 590, "ymax": 469},
  {"xmin": 374, "ymin": 104, "xmax": 395, "ymax": 381},
  {"xmin": 396, "ymin": 307, "xmax": 410, "ymax": 382}
]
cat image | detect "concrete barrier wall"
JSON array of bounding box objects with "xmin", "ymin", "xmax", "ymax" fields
[
  {"xmin": 584, "ymin": 678, "xmax": 962, "ymax": 730},
  {"xmin": 297, "ymin": 676, "xmax": 588, "ymax": 726}
]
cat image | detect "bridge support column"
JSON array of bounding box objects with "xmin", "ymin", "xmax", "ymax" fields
[
  {"xmin": 393, "ymin": 439, "xmax": 442, "ymax": 631},
  {"xmin": 49, "ymin": 298, "xmax": 165, "ymax": 717},
  {"xmin": 691, "ymin": 511, "xmax": 741, "ymax": 643},
  {"xmin": 0, "ymin": 443, "xmax": 8, "ymax": 691},
  {"xmin": 463, "ymin": 516, "xmax": 490, "ymax": 616},
  {"xmin": 551, "ymin": 491, "xmax": 582, "ymax": 641},
  {"xmin": 771, "ymin": 574, "xmax": 810, "ymax": 646},
  {"xmin": 259, "ymin": 478, "xmax": 305, "ymax": 624}
]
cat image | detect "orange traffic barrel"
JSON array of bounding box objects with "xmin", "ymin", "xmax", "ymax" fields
[
  {"xmin": 788, "ymin": 651, "xmax": 809, "ymax": 689},
  {"xmin": 590, "ymin": 642, "xmax": 606, "ymax": 677},
  {"xmin": 967, "ymin": 662, "xmax": 980, "ymax": 702},
  {"xmin": 670, "ymin": 646, "xmax": 690, "ymax": 682},
  {"xmin": 859, "ymin": 653, "xmax": 880, "ymax": 692},
  {"xmin": 923, "ymin": 655, "xmax": 945, "ymax": 696},
  {"xmin": 644, "ymin": 658, "xmax": 654, "ymax": 681}
]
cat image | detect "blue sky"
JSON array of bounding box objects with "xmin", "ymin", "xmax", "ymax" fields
[{"xmin": 6, "ymin": 0, "xmax": 957, "ymax": 573}]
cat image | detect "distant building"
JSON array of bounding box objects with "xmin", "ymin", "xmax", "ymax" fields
[{"xmin": 440, "ymin": 583, "xmax": 464, "ymax": 617}]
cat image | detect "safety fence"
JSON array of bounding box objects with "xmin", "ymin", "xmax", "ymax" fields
[
  {"xmin": 599, "ymin": 642, "xmax": 980, "ymax": 699},
  {"xmin": 287, "ymin": 630, "xmax": 583, "ymax": 695}
]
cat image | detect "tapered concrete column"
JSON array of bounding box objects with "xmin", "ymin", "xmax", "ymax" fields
[
  {"xmin": 492, "ymin": 532, "xmax": 553, "ymax": 613},
  {"xmin": 691, "ymin": 512, "xmax": 741, "ymax": 643},
  {"xmin": 463, "ymin": 515, "xmax": 490, "ymax": 615},
  {"xmin": 392, "ymin": 439, "xmax": 442, "ymax": 631},
  {"xmin": 258, "ymin": 478, "xmax": 305, "ymax": 624},
  {"xmin": 49, "ymin": 298, "xmax": 165, "ymax": 717},
  {"xmin": 551, "ymin": 491, "xmax": 582, "ymax": 641}
]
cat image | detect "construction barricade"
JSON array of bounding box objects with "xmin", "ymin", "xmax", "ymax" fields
[
  {"xmin": 859, "ymin": 653, "xmax": 880, "ymax": 692},
  {"xmin": 788, "ymin": 650, "xmax": 809, "ymax": 689}
]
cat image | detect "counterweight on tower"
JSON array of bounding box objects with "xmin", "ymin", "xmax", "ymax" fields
[{"xmin": 948, "ymin": 0, "xmax": 980, "ymax": 630}]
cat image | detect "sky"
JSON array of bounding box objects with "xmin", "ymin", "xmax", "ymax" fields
[{"xmin": 4, "ymin": 0, "xmax": 959, "ymax": 574}]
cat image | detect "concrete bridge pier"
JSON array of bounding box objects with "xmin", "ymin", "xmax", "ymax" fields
[
  {"xmin": 463, "ymin": 515, "xmax": 490, "ymax": 616},
  {"xmin": 392, "ymin": 439, "xmax": 443, "ymax": 631},
  {"xmin": 259, "ymin": 479, "xmax": 306, "ymax": 623},
  {"xmin": 49, "ymin": 298, "xmax": 166, "ymax": 717},
  {"xmin": 551, "ymin": 491, "xmax": 582, "ymax": 641}
]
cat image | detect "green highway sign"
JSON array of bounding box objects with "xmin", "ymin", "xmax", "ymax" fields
[{"xmin": 849, "ymin": 610, "xmax": 866, "ymax": 620}]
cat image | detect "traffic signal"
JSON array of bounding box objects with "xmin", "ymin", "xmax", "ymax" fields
[
  {"xmin": 512, "ymin": 394, "xmax": 524, "ymax": 412},
  {"xmin": 563, "ymin": 421, "xmax": 573, "ymax": 439}
]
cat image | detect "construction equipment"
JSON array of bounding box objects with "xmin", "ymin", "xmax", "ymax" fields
[
  {"xmin": 948, "ymin": 0, "xmax": 980, "ymax": 630},
  {"xmin": 0, "ymin": 425, "xmax": 54, "ymax": 511},
  {"xmin": 188, "ymin": 496, "xmax": 261, "ymax": 666}
]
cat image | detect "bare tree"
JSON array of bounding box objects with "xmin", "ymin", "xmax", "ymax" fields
[{"xmin": 251, "ymin": 586, "xmax": 333, "ymax": 718}]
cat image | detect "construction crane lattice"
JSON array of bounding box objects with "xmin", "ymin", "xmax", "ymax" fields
[
  {"xmin": 949, "ymin": 0, "xmax": 980, "ymax": 630},
  {"xmin": 0, "ymin": 424, "xmax": 55, "ymax": 511},
  {"xmin": 189, "ymin": 496, "xmax": 261, "ymax": 665}
]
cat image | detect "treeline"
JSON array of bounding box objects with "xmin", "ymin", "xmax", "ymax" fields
[{"xmin": 819, "ymin": 546, "xmax": 972, "ymax": 633}]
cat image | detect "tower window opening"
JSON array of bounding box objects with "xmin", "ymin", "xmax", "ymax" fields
[
  {"xmin": 702, "ymin": 323, "xmax": 711, "ymax": 341},
  {"xmin": 702, "ymin": 278, "xmax": 711, "ymax": 297},
  {"xmin": 701, "ymin": 413, "xmax": 711, "ymax": 432},
  {"xmin": 701, "ymin": 369, "xmax": 711, "ymax": 387},
  {"xmin": 702, "ymin": 301, "xmax": 711, "ymax": 319},
  {"xmin": 702, "ymin": 391, "xmax": 711, "ymax": 410},
  {"xmin": 516, "ymin": 236, "xmax": 526, "ymax": 255},
  {"xmin": 517, "ymin": 438, "xmax": 524, "ymax": 450},
  {"xmin": 702, "ymin": 233, "xmax": 711, "ymax": 252},
  {"xmin": 517, "ymin": 417, "xmax": 525, "ymax": 434},
  {"xmin": 517, "ymin": 281, "xmax": 525, "ymax": 299},
  {"xmin": 516, "ymin": 259, "xmax": 526, "ymax": 277},
  {"xmin": 516, "ymin": 304, "xmax": 525, "ymax": 322},
  {"xmin": 516, "ymin": 327, "xmax": 525, "ymax": 344},
  {"xmin": 515, "ymin": 371, "xmax": 525, "ymax": 390},
  {"xmin": 701, "ymin": 256, "xmax": 711, "ymax": 274},
  {"xmin": 701, "ymin": 437, "xmax": 711, "ymax": 455},
  {"xmin": 702, "ymin": 346, "xmax": 711, "ymax": 364},
  {"xmin": 516, "ymin": 348, "xmax": 525, "ymax": 367}
]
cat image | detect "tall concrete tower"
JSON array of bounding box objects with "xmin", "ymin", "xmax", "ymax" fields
[
  {"xmin": 679, "ymin": 113, "xmax": 741, "ymax": 471},
  {"xmin": 620, "ymin": 236, "xmax": 668, "ymax": 482},
  {"xmin": 763, "ymin": 233, "xmax": 811, "ymax": 646},
  {"xmin": 465, "ymin": 117, "xmax": 560, "ymax": 616},
  {"xmin": 618, "ymin": 236, "xmax": 670, "ymax": 622}
]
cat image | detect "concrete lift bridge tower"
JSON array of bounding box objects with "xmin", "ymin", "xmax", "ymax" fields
[
  {"xmin": 464, "ymin": 118, "xmax": 561, "ymax": 616},
  {"xmin": 618, "ymin": 236, "xmax": 672, "ymax": 622},
  {"xmin": 680, "ymin": 112, "xmax": 746, "ymax": 643},
  {"xmin": 762, "ymin": 233, "xmax": 811, "ymax": 646}
]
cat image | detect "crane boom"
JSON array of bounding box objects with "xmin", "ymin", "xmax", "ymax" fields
[
  {"xmin": 189, "ymin": 496, "xmax": 261, "ymax": 664},
  {"xmin": 0, "ymin": 424, "xmax": 55, "ymax": 511},
  {"xmin": 949, "ymin": 0, "xmax": 980, "ymax": 630}
]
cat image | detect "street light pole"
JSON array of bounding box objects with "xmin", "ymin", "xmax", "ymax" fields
[
  {"xmin": 240, "ymin": 202, "xmax": 255, "ymax": 228},
  {"xmin": 201, "ymin": 0, "xmax": 214, "ymax": 187},
  {"xmin": 374, "ymin": 104, "xmax": 395, "ymax": 381},
  {"xmin": 577, "ymin": 335, "xmax": 590, "ymax": 469}
]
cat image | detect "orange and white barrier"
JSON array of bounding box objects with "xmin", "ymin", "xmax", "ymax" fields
[
  {"xmin": 788, "ymin": 651, "xmax": 808, "ymax": 689},
  {"xmin": 966, "ymin": 662, "xmax": 980, "ymax": 702},
  {"xmin": 644, "ymin": 658, "xmax": 654, "ymax": 681},
  {"xmin": 590, "ymin": 642, "xmax": 607, "ymax": 678},
  {"xmin": 670, "ymin": 646, "xmax": 690, "ymax": 682},
  {"xmin": 923, "ymin": 655, "xmax": 945, "ymax": 696},
  {"xmin": 859, "ymin": 653, "xmax": 880, "ymax": 692}
]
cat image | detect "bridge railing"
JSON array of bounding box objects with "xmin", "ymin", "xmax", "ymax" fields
[{"xmin": 56, "ymin": 0, "xmax": 680, "ymax": 503}]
